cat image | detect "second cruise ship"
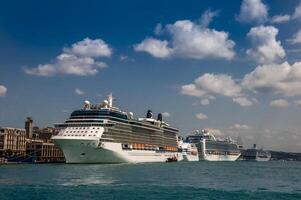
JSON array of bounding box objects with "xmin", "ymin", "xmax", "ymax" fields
[
  {"xmin": 186, "ymin": 130, "xmax": 241, "ymax": 161},
  {"xmin": 52, "ymin": 94, "xmax": 180, "ymax": 163}
]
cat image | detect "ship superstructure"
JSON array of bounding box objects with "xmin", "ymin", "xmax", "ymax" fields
[
  {"xmin": 51, "ymin": 94, "xmax": 180, "ymax": 163},
  {"xmin": 178, "ymin": 138, "xmax": 199, "ymax": 162},
  {"xmin": 186, "ymin": 130, "xmax": 241, "ymax": 161}
]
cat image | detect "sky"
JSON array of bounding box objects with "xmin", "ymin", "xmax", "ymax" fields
[{"xmin": 1, "ymin": 0, "xmax": 301, "ymax": 152}]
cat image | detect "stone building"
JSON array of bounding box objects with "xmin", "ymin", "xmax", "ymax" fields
[
  {"xmin": 26, "ymin": 140, "xmax": 65, "ymax": 163},
  {"xmin": 25, "ymin": 117, "xmax": 33, "ymax": 139},
  {"xmin": 0, "ymin": 127, "xmax": 26, "ymax": 157}
]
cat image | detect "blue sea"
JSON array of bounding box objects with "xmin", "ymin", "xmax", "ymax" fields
[{"xmin": 0, "ymin": 161, "xmax": 300, "ymax": 200}]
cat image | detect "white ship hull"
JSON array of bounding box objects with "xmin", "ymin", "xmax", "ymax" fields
[
  {"xmin": 199, "ymin": 139, "xmax": 241, "ymax": 161},
  {"xmin": 52, "ymin": 136, "xmax": 180, "ymax": 164},
  {"xmin": 201, "ymin": 153, "xmax": 241, "ymax": 161},
  {"xmin": 181, "ymin": 153, "xmax": 199, "ymax": 162}
]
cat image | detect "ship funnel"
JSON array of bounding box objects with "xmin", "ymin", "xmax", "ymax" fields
[
  {"xmin": 157, "ymin": 113, "xmax": 163, "ymax": 121},
  {"xmin": 146, "ymin": 110, "xmax": 153, "ymax": 118}
]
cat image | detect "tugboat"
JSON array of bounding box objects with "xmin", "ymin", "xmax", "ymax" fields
[{"xmin": 166, "ymin": 156, "xmax": 178, "ymax": 162}]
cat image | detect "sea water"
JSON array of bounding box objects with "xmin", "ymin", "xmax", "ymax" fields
[{"xmin": 0, "ymin": 161, "xmax": 300, "ymax": 200}]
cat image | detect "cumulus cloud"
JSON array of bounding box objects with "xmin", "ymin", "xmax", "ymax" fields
[
  {"xmin": 65, "ymin": 38, "xmax": 112, "ymax": 57},
  {"xmin": 134, "ymin": 38, "xmax": 172, "ymax": 58},
  {"xmin": 242, "ymin": 61, "xmax": 301, "ymax": 96},
  {"xmin": 270, "ymin": 99, "xmax": 290, "ymax": 108},
  {"xmin": 181, "ymin": 61, "xmax": 301, "ymax": 106},
  {"xmin": 75, "ymin": 88, "xmax": 85, "ymax": 96},
  {"xmin": 270, "ymin": 14, "xmax": 291, "ymax": 24},
  {"xmin": 195, "ymin": 112, "xmax": 208, "ymax": 120},
  {"xmin": 0, "ymin": 85, "xmax": 7, "ymax": 97},
  {"xmin": 288, "ymin": 29, "xmax": 301, "ymax": 45},
  {"xmin": 181, "ymin": 73, "xmax": 248, "ymax": 106},
  {"xmin": 135, "ymin": 12, "xmax": 235, "ymax": 60},
  {"xmin": 24, "ymin": 38, "xmax": 111, "ymax": 76},
  {"xmin": 292, "ymin": 2, "xmax": 301, "ymax": 19},
  {"xmin": 246, "ymin": 26, "xmax": 285, "ymax": 64},
  {"xmin": 237, "ymin": 0, "xmax": 268, "ymax": 24},
  {"xmin": 182, "ymin": 74, "xmax": 241, "ymax": 97},
  {"xmin": 199, "ymin": 9, "xmax": 219, "ymax": 27},
  {"xmin": 232, "ymin": 97, "xmax": 253, "ymax": 107}
]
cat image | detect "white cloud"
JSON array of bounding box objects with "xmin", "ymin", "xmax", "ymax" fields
[
  {"xmin": 181, "ymin": 74, "xmax": 257, "ymax": 107},
  {"xmin": 232, "ymin": 97, "xmax": 253, "ymax": 107},
  {"xmin": 270, "ymin": 14, "xmax": 291, "ymax": 24},
  {"xmin": 246, "ymin": 26, "xmax": 285, "ymax": 64},
  {"xmin": 230, "ymin": 124, "xmax": 250, "ymax": 130},
  {"xmin": 181, "ymin": 73, "xmax": 243, "ymax": 105},
  {"xmin": 162, "ymin": 112, "xmax": 171, "ymax": 118},
  {"xmin": 199, "ymin": 9, "xmax": 219, "ymax": 27},
  {"xmin": 242, "ymin": 61, "xmax": 301, "ymax": 96},
  {"xmin": 270, "ymin": 99, "xmax": 289, "ymax": 108},
  {"xmin": 24, "ymin": 38, "xmax": 111, "ymax": 76},
  {"xmin": 288, "ymin": 29, "xmax": 301, "ymax": 45},
  {"xmin": 75, "ymin": 88, "xmax": 85, "ymax": 96},
  {"xmin": 237, "ymin": 0, "xmax": 268, "ymax": 24},
  {"xmin": 135, "ymin": 12, "xmax": 235, "ymax": 60},
  {"xmin": 134, "ymin": 38, "xmax": 173, "ymax": 58},
  {"xmin": 0, "ymin": 85, "xmax": 7, "ymax": 97},
  {"xmin": 293, "ymin": 2, "xmax": 301, "ymax": 19},
  {"xmin": 195, "ymin": 112, "xmax": 208, "ymax": 120},
  {"xmin": 65, "ymin": 38, "xmax": 112, "ymax": 57}
]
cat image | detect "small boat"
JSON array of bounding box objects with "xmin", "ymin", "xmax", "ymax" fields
[{"xmin": 166, "ymin": 156, "xmax": 177, "ymax": 162}]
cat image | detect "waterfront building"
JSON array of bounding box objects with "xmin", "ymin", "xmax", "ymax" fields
[
  {"xmin": 26, "ymin": 140, "xmax": 65, "ymax": 163},
  {"xmin": 25, "ymin": 117, "xmax": 33, "ymax": 139},
  {"xmin": 0, "ymin": 127, "xmax": 26, "ymax": 157}
]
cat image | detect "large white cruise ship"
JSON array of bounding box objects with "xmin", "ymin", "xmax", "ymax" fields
[
  {"xmin": 186, "ymin": 130, "xmax": 241, "ymax": 161},
  {"xmin": 51, "ymin": 94, "xmax": 180, "ymax": 164}
]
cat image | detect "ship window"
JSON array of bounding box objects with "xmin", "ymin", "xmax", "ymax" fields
[
  {"xmin": 95, "ymin": 131, "xmax": 98, "ymax": 133},
  {"xmin": 93, "ymin": 127, "xmax": 95, "ymax": 129},
  {"xmin": 85, "ymin": 131, "xmax": 87, "ymax": 133},
  {"xmin": 91, "ymin": 131, "xmax": 93, "ymax": 133}
]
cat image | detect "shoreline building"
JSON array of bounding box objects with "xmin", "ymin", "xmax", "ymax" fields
[
  {"xmin": 24, "ymin": 117, "xmax": 65, "ymax": 163},
  {"xmin": 0, "ymin": 118, "xmax": 65, "ymax": 163},
  {"xmin": 0, "ymin": 127, "xmax": 27, "ymax": 161}
]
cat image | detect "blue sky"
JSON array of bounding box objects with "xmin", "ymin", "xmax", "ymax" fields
[{"xmin": 1, "ymin": 0, "xmax": 301, "ymax": 152}]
